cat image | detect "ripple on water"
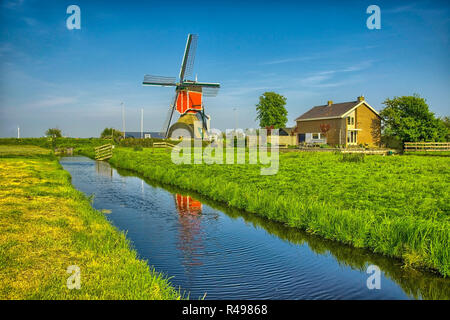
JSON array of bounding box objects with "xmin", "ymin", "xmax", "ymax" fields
[{"xmin": 59, "ymin": 157, "xmax": 448, "ymax": 300}]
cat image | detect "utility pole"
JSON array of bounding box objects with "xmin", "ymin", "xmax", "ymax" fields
[
  {"xmin": 233, "ymin": 107, "xmax": 238, "ymax": 132},
  {"xmin": 140, "ymin": 108, "xmax": 144, "ymax": 139},
  {"xmin": 121, "ymin": 102, "xmax": 126, "ymax": 139}
]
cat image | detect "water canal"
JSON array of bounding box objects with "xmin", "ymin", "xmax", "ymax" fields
[{"xmin": 60, "ymin": 157, "xmax": 449, "ymax": 300}]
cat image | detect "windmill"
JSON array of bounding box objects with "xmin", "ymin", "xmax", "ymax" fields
[{"xmin": 142, "ymin": 34, "xmax": 220, "ymax": 139}]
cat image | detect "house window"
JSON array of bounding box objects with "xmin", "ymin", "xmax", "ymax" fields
[
  {"xmin": 347, "ymin": 131, "xmax": 357, "ymax": 144},
  {"xmin": 347, "ymin": 117, "xmax": 354, "ymax": 125},
  {"xmin": 312, "ymin": 133, "xmax": 320, "ymax": 139}
]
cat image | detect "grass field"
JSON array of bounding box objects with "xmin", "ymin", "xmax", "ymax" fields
[
  {"xmin": 102, "ymin": 147, "xmax": 449, "ymax": 276},
  {"xmin": 0, "ymin": 146, "xmax": 181, "ymax": 299}
]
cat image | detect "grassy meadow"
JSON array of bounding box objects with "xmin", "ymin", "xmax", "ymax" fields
[
  {"xmin": 0, "ymin": 145, "xmax": 181, "ymax": 299},
  {"xmin": 99, "ymin": 147, "xmax": 449, "ymax": 276}
]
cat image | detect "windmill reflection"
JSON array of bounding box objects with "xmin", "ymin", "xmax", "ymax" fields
[
  {"xmin": 175, "ymin": 194, "xmax": 204, "ymax": 268},
  {"xmin": 95, "ymin": 160, "xmax": 113, "ymax": 178}
]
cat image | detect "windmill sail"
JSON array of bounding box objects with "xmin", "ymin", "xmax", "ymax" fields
[
  {"xmin": 202, "ymin": 87, "xmax": 220, "ymax": 97},
  {"xmin": 143, "ymin": 75, "xmax": 177, "ymax": 86},
  {"xmin": 162, "ymin": 92, "xmax": 179, "ymax": 137},
  {"xmin": 143, "ymin": 34, "xmax": 220, "ymax": 139},
  {"xmin": 179, "ymin": 34, "xmax": 198, "ymax": 81}
]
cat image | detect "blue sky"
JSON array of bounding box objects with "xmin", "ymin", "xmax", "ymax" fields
[{"xmin": 0, "ymin": 0, "xmax": 449, "ymax": 137}]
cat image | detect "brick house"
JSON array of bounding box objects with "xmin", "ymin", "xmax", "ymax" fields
[{"xmin": 295, "ymin": 96, "xmax": 381, "ymax": 147}]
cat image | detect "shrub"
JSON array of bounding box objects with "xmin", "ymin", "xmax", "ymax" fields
[{"xmin": 341, "ymin": 153, "xmax": 365, "ymax": 163}]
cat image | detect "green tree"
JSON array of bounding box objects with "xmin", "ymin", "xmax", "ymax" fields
[
  {"xmin": 45, "ymin": 128, "xmax": 62, "ymax": 138},
  {"xmin": 380, "ymin": 94, "xmax": 447, "ymax": 143},
  {"xmin": 440, "ymin": 116, "xmax": 450, "ymax": 141},
  {"xmin": 256, "ymin": 92, "xmax": 288, "ymax": 128},
  {"xmin": 100, "ymin": 127, "xmax": 123, "ymax": 140}
]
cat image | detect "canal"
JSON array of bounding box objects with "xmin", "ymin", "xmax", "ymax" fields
[{"xmin": 60, "ymin": 157, "xmax": 449, "ymax": 300}]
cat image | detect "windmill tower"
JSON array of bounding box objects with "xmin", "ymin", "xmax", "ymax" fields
[{"xmin": 142, "ymin": 34, "xmax": 220, "ymax": 139}]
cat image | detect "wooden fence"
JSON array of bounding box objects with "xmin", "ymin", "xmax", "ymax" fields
[
  {"xmin": 404, "ymin": 142, "xmax": 450, "ymax": 152},
  {"xmin": 340, "ymin": 149, "xmax": 397, "ymax": 155},
  {"xmin": 153, "ymin": 142, "xmax": 178, "ymax": 149},
  {"xmin": 94, "ymin": 144, "xmax": 113, "ymax": 160}
]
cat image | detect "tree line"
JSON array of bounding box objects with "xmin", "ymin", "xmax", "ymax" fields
[{"xmin": 255, "ymin": 92, "xmax": 449, "ymax": 144}]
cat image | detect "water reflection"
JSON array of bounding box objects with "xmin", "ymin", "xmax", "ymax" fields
[
  {"xmin": 96, "ymin": 160, "xmax": 113, "ymax": 178},
  {"xmin": 114, "ymin": 167, "xmax": 450, "ymax": 300},
  {"xmin": 175, "ymin": 194, "xmax": 205, "ymax": 268},
  {"xmin": 61, "ymin": 157, "xmax": 449, "ymax": 300}
]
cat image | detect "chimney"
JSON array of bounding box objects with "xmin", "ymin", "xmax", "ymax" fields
[
  {"xmin": 327, "ymin": 100, "xmax": 333, "ymax": 106},
  {"xmin": 357, "ymin": 95, "xmax": 365, "ymax": 102}
]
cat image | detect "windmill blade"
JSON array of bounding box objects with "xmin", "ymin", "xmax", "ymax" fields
[
  {"xmin": 143, "ymin": 75, "xmax": 177, "ymax": 86},
  {"xmin": 162, "ymin": 92, "xmax": 179, "ymax": 138},
  {"xmin": 202, "ymin": 87, "xmax": 220, "ymax": 97},
  {"xmin": 187, "ymin": 82, "xmax": 220, "ymax": 96},
  {"xmin": 189, "ymin": 81, "xmax": 220, "ymax": 88},
  {"xmin": 179, "ymin": 34, "xmax": 198, "ymax": 81}
]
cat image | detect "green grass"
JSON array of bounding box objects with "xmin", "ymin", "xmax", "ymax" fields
[
  {"xmin": 341, "ymin": 153, "xmax": 365, "ymax": 162},
  {"xmin": 0, "ymin": 137, "xmax": 112, "ymax": 149},
  {"xmin": 98, "ymin": 147, "xmax": 449, "ymax": 276},
  {"xmin": 0, "ymin": 146, "xmax": 182, "ymax": 299},
  {"xmin": 404, "ymin": 151, "xmax": 450, "ymax": 157},
  {"xmin": 0, "ymin": 145, "xmax": 53, "ymax": 157}
]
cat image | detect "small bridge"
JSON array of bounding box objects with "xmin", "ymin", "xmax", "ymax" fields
[
  {"xmin": 153, "ymin": 142, "xmax": 179, "ymax": 149},
  {"xmin": 95, "ymin": 144, "xmax": 113, "ymax": 161}
]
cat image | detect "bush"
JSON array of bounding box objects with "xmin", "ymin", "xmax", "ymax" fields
[
  {"xmin": 341, "ymin": 153, "xmax": 365, "ymax": 163},
  {"xmin": 118, "ymin": 138, "xmax": 162, "ymax": 148},
  {"xmin": 0, "ymin": 138, "xmax": 111, "ymax": 149},
  {"xmin": 381, "ymin": 135, "xmax": 403, "ymax": 149},
  {"xmin": 133, "ymin": 145, "xmax": 143, "ymax": 151}
]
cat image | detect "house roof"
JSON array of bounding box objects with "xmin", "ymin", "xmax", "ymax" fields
[{"xmin": 295, "ymin": 100, "xmax": 380, "ymax": 121}]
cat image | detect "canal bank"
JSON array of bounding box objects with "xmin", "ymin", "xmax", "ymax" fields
[
  {"xmin": 0, "ymin": 146, "xmax": 181, "ymax": 299},
  {"xmin": 61, "ymin": 156, "xmax": 450, "ymax": 299}
]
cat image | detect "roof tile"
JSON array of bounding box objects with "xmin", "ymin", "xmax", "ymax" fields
[{"xmin": 295, "ymin": 101, "xmax": 359, "ymax": 121}]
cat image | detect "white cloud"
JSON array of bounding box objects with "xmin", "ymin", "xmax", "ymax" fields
[
  {"xmin": 22, "ymin": 17, "xmax": 38, "ymax": 27},
  {"xmin": 261, "ymin": 55, "xmax": 318, "ymax": 65},
  {"xmin": 297, "ymin": 61, "xmax": 372, "ymax": 88},
  {"xmin": 3, "ymin": 0, "xmax": 24, "ymax": 9},
  {"xmin": 30, "ymin": 96, "xmax": 78, "ymax": 108},
  {"xmin": 0, "ymin": 43, "xmax": 14, "ymax": 57}
]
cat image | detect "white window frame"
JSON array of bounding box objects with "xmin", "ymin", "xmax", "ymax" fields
[{"xmin": 347, "ymin": 131, "xmax": 357, "ymax": 144}]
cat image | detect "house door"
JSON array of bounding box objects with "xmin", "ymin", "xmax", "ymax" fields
[
  {"xmin": 298, "ymin": 134, "xmax": 305, "ymax": 143},
  {"xmin": 347, "ymin": 131, "xmax": 357, "ymax": 145}
]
